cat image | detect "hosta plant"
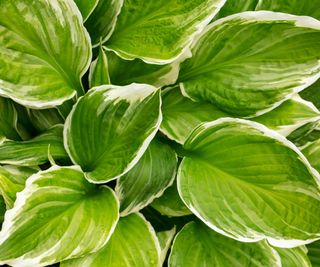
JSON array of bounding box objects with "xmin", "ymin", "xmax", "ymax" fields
[{"xmin": 1, "ymin": 0, "xmax": 320, "ymax": 266}]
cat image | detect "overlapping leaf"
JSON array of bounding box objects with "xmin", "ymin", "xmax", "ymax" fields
[
  {"xmin": 107, "ymin": 51, "xmax": 179, "ymax": 87},
  {"xmin": 214, "ymin": 0, "xmax": 259, "ymax": 19},
  {"xmin": 169, "ymin": 222, "xmax": 281, "ymax": 267},
  {"xmin": 0, "ymin": 0, "xmax": 91, "ymax": 108},
  {"xmin": 74, "ymin": 0, "xmax": 99, "ymax": 21},
  {"xmin": 64, "ymin": 83, "xmax": 162, "ymax": 183},
  {"xmin": 0, "ymin": 125, "xmax": 68, "ymax": 166},
  {"xmin": 0, "ymin": 165, "xmax": 38, "ymax": 208},
  {"xmin": 178, "ymin": 11, "xmax": 320, "ymax": 117},
  {"xmin": 89, "ymin": 45, "xmax": 111, "ymax": 88},
  {"xmin": 106, "ymin": 0, "xmax": 227, "ymax": 63},
  {"xmin": 0, "ymin": 98, "xmax": 20, "ymax": 140},
  {"xmin": 61, "ymin": 213, "xmax": 160, "ymax": 267},
  {"xmin": 275, "ymin": 246, "xmax": 311, "ymax": 267},
  {"xmin": 178, "ymin": 118, "xmax": 320, "ymax": 246},
  {"xmin": 256, "ymin": 0, "xmax": 320, "ymax": 20},
  {"xmin": 85, "ymin": 0, "xmax": 124, "ymax": 45},
  {"xmin": 116, "ymin": 138, "xmax": 177, "ymax": 215},
  {"xmin": 0, "ymin": 166, "xmax": 119, "ymax": 266},
  {"xmin": 151, "ymin": 183, "xmax": 192, "ymax": 217}
]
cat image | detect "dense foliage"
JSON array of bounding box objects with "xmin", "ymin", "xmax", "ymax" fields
[{"xmin": 0, "ymin": 0, "xmax": 320, "ymax": 266}]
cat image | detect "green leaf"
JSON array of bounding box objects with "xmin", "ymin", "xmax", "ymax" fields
[
  {"xmin": 288, "ymin": 122, "xmax": 320, "ymax": 146},
  {"xmin": 28, "ymin": 108, "xmax": 65, "ymax": 133},
  {"xmin": 178, "ymin": 118, "xmax": 320, "ymax": 246},
  {"xmin": 84, "ymin": 0, "xmax": 123, "ymax": 46},
  {"xmin": 253, "ymin": 95, "xmax": 320, "ymax": 136},
  {"xmin": 301, "ymin": 79, "xmax": 320, "ymax": 110},
  {"xmin": 256, "ymin": 0, "xmax": 320, "ymax": 20},
  {"xmin": 0, "ymin": 125, "xmax": 69, "ymax": 166},
  {"xmin": 302, "ymin": 139, "xmax": 320, "ymax": 172},
  {"xmin": 169, "ymin": 222, "xmax": 281, "ymax": 267},
  {"xmin": 89, "ymin": 45, "xmax": 110, "ymax": 88},
  {"xmin": 151, "ymin": 182, "xmax": 192, "ymax": 217},
  {"xmin": 0, "ymin": 0, "xmax": 91, "ymax": 108},
  {"xmin": 74, "ymin": 0, "xmax": 99, "ymax": 21},
  {"xmin": 157, "ymin": 227, "xmax": 176, "ymax": 266},
  {"xmin": 307, "ymin": 240, "xmax": 320, "ymax": 267},
  {"xmin": 61, "ymin": 213, "xmax": 160, "ymax": 267},
  {"xmin": 116, "ymin": 138, "xmax": 177, "ymax": 215},
  {"xmin": 106, "ymin": 0, "xmax": 227, "ymax": 64},
  {"xmin": 0, "ymin": 197, "xmax": 5, "ymax": 226},
  {"xmin": 13, "ymin": 103, "xmax": 37, "ymax": 140},
  {"xmin": 178, "ymin": 11, "xmax": 320, "ymax": 117},
  {"xmin": 0, "ymin": 165, "xmax": 38, "ymax": 209},
  {"xmin": 161, "ymin": 87, "xmax": 228, "ymax": 144},
  {"xmin": 0, "ymin": 97, "xmax": 20, "ymax": 140},
  {"xmin": 292, "ymin": 124, "xmax": 320, "ymax": 147},
  {"xmin": 107, "ymin": 50, "xmax": 179, "ymax": 87},
  {"xmin": 214, "ymin": 0, "xmax": 259, "ymax": 19},
  {"xmin": 275, "ymin": 246, "xmax": 311, "ymax": 267},
  {"xmin": 161, "ymin": 88, "xmax": 320, "ymax": 144},
  {"xmin": 0, "ymin": 166, "xmax": 119, "ymax": 266},
  {"xmin": 64, "ymin": 83, "xmax": 162, "ymax": 183}
]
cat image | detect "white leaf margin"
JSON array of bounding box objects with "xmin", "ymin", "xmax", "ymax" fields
[
  {"xmin": 116, "ymin": 148, "xmax": 178, "ymax": 217},
  {"xmin": 0, "ymin": 165, "xmax": 120, "ymax": 267},
  {"xmin": 177, "ymin": 117, "xmax": 320, "ymax": 248},
  {"xmin": 63, "ymin": 83, "xmax": 163, "ymax": 184},
  {"xmin": 179, "ymin": 11, "xmax": 320, "ymax": 118},
  {"xmin": 0, "ymin": 0, "xmax": 92, "ymax": 109},
  {"xmin": 105, "ymin": 0, "xmax": 228, "ymax": 65}
]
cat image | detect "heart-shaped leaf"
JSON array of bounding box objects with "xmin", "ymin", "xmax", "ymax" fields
[
  {"xmin": 0, "ymin": 0, "xmax": 91, "ymax": 108},
  {"xmin": 64, "ymin": 83, "xmax": 162, "ymax": 183},
  {"xmin": 106, "ymin": 0, "xmax": 227, "ymax": 63},
  {"xmin": 169, "ymin": 222, "xmax": 281, "ymax": 267},
  {"xmin": 178, "ymin": 11, "xmax": 320, "ymax": 117},
  {"xmin": 178, "ymin": 118, "xmax": 320, "ymax": 247},
  {"xmin": 0, "ymin": 166, "xmax": 119, "ymax": 266}
]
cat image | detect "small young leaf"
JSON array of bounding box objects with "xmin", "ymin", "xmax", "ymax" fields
[
  {"xmin": 151, "ymin": 182, "xmax": 192, "ymax": 217},
  {"xmin": 0, "ymin": 0, "xmax": 91, "ymax": 108},
  {"xmin": 161, "ymin": 87, "xmax": 228, "ymax": 144},
  {"xmin": 301, "ymin": 79, "xmax": 320, "ymax": 110},
  {"xmin": 89, "ymin": 45, "xmax": 111, "ymax": 88},
  {"xmin": 169, "ymin": 222, "xmax": 281, "ymax": 267},
  {"xmin": 178, "ymin": 11, "xmax": 320, "ymax": 117},
  {"xmin": 302, "ymin": 139, "xmax": 320, "ymax": 172},
  {"xmin": 0, "ymin": 166, "xmax": 119, "ymax": 266},
  {"xmin": 0, "ymin": 98, "xmax": 20, "ymax": 140},
  {"xmin": 61, "ymin": 213, "xmax": 160, "ymax": 267},
  {"xmin": 64, "ymin": 83, "xmax": 162, "ymax": 183},
  {"xmin": 0, "ymin": 125, "xmax": 69, "ymax": 166},
  {"xmin": 178, "ymin": 118, "xmax": 320, "ymax": 246},
  {"xmin": 116, "ymin": 138, "xmax": 177, "ymax": 215},
  {"xmin": 85, "ymin": 0, "xmax": 124, "ymax": 45},
  {"xmin": 27, "ymin": 108, "xmax": 65, "ymax": 133},
  {"xmin": 73, "ymin": 0, "xmax": 99, "ymax": 21},
  {"xmin": 108, "ymin": 51, "xmax": 179, "ymax": 87},
  {"xmin": 106, "ymin": 0, "xmax": 227, "ymax": 64},
  {"xmin": 253, "ymin": 95, "xmax": 320, "ymax": 136},
  {"xmin": 157, "ymin": 227, "xmax": 176, "ymax": 266}
]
